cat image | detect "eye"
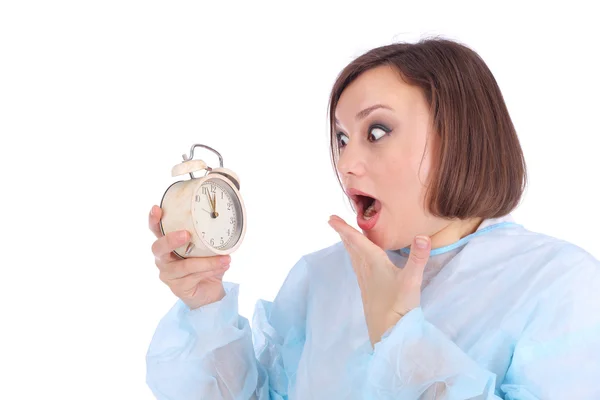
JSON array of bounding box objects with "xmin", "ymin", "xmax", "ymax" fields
[
  {"xmin": 368, "ymin": 124, "xmax": 391, "ymax": 142},
  {"xmin": 336, "ymin": 132, "xmax": 349, "ymax": 148}
]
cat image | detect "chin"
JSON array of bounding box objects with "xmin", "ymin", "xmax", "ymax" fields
[
  {"xmin": 362, "ymin": 227, "xmax": 396, "ymax": 250},
  {"xmin": 352, "ymin": 202, "xmax": 410, "ymax": 250},
  {"xmin": 361, "ymin": 218, "xmax": 414, "ymax": 251}
]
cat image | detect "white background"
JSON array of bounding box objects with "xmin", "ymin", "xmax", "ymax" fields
[{"xmin": 1, "ymin": 1, "xmax": 598, "ymax": 399}]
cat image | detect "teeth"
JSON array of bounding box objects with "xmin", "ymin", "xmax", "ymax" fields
[{"xmin": 363, "ymin": 203, "xmax": 377, "ymax": 219}]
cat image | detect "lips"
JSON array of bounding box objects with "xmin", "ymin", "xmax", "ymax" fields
[
  {"xmin": 345, "ymin": 188, "xmax": 382, "ymax": 230},
  {"xmin": 346, "ymin": 188, "xmax": 376, "ymax": 212}
]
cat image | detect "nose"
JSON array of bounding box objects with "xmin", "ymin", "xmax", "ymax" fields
[{"xmin": 336, "ymin": 141, "xmax": 367, "ymax": 177}]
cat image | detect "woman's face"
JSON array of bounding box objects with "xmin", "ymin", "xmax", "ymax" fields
[{"xmin": 334, "ymin": 65, "xmax": 452, "ymax": 250}]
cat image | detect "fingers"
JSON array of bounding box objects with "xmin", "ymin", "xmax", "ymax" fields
[
  {"xmin": 152, "ymin": 230, "xmax": 191, "ymax": 260},
  {"xmin": 149, "ymin": 205, "xmax": 163, "ymax": 239},
  {"xmin": 329, "ymin": 214, "xmax": 430, "ymax": 276},
  {"xmin": 329, "ymin": 215, "xmax": 365, "ymax": 245},
  {"xmin": 168, "ymin": 268, "xmax": 228, "ymax": 298},
  {"xmin": 160, "ymin": 255, "xmax": 231, "ymax": 281},
  {"xmin": 328, "ymin": 215, "xmax": 386, "ymax": 264},
  {"xmin": 329, "ymin": 215, "xmax": 369, "ymax": 280},
  {"xmin": 149, "ymin": 205, "xmax": 191, "ymax": 263},
  {"xmin": 328, "ymin": 215, "xmax": 359, "ymax": 244}
]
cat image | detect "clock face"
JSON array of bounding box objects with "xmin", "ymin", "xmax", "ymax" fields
[{"xmin": 192, "ymin": 177, "xmax": 243, "ymax": 250}]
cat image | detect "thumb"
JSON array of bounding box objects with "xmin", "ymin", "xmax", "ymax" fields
[{"xmin": 403, "ymin": 235, "xmax": 431, "ymax": 282}]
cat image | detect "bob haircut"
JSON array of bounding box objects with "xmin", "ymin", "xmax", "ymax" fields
[{"xmin": 328, "ymin": 38, "xmax": 527, "ymax": 220}]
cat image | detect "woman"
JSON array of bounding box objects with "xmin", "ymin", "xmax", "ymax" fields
[{"xmin": 145, "ymin": 38, "xmax": 600, "ymax": 399}]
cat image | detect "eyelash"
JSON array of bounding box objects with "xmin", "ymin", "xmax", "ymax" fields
[{"xmin": 336, "ymin": 123, "xmax": 392, "ymax": 148}]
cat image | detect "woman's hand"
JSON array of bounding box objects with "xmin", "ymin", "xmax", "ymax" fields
[
  {"xmin": 328, "ymin": 215, "xmax": 431, "ymax": 347},
  {"xmin": 149, "ymin": 205, "xmax": 232, "ymax": 310}
]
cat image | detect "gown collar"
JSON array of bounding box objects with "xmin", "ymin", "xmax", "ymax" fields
[{"xmin": 394, "ymin": 214, "xmax": 518, "ymax": 257}]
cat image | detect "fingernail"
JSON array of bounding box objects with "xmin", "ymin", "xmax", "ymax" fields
[
  {"xmin": 150, "ymin": 206, "xmax": 155, "ymax": 216},
  {"xmin": 220, "ymin": 255, "xmax": 231, "ymax": 265},
  {"xmin": 415, "ymin": 236, "xmax": 429, "ymax": 249},
  {"xmin": 178, "ymin": 231, "xmax": 189, "ymax": 241}
]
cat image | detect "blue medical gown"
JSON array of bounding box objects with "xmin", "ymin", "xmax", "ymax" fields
[{"xmin": 146, "ymin": 218, "xmax": 600, "ymax": 399}]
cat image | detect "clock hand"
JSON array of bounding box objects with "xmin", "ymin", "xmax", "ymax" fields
[
  {"xmin": 205, "ymin": 191, "xmax": 216, "ymax": 218},
  {"xmin": 212, "ymin": 192, "xmax": 219, "ymax": 218},
  {"xmin": 205, "ymin": 191, "xmax": 213, "ymax": 209}
]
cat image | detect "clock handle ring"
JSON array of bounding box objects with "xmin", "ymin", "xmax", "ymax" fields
[{"xmin": 184, "ymin": 144, "xmax": 224, "ymax": 168}]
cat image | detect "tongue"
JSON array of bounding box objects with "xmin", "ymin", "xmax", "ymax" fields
[{"xmin": 363, "ymin": 199, "xmax": 381, "ymax": 219}]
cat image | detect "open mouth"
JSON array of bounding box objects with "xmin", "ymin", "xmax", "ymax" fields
[
  {"xmin": 355, "ymin": 194, "xmax": 381, "ymax": 220},
  {"xmin": 346, "ymin": 188, "xmax": 382, "ymax": 229}
]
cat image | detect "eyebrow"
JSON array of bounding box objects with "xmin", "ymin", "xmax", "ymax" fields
[{"xmin": 334, "ymin": 103, "xmax": 394, "ymax": 125}]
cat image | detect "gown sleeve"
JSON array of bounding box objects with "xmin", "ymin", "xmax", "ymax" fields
[
  {"xmin": 145, "ymin": 257, "xmax": 309, "ymax": 400},
  {"xmin": 347, "ymin": 253, "xmax": 600, "ymax": 400}
]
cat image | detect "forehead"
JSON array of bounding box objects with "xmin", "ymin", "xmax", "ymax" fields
[{"xmin": 335, "ymin": 65, "xmax": 426, "ymax": 123}]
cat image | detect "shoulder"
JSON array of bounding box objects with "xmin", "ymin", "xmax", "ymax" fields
[
  {"xmin": 472, "ymin": 221, "xmax": 600, "ymax": 288},
  {"xmin": 266, "ymin": 242, "xmax": 348, "ymax": 323},
  {"xmin": 276, "ymin": 241, "xmax": 348, "ymax": 290},
  {"xmin": 497, "ymin": 227, "xmax": 600, "ymax": 342},
  {"xmin": 300, "ymin": 240, "xmax": 347, "ymax": 265},
  {"xmin": 285, "ymin": 241, "xmax": 351, "ymax": 285},
  {"xmin": 476, "ymin": 221, "xmax": 597, "ymax": 262}
]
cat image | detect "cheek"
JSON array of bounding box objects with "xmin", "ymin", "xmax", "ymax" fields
[
  {"xmin": 381, "ymin": 156, "xmax": 432, "ymax": 217},
  {"xmin": 385, "ymin": 157, "xmax": 429, "ymax": 196},
  {"xmin": 416, "ymin": 163, "xmax": 433, "ymax": 198}
]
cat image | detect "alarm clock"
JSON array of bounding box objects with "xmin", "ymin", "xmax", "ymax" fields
[{"xmin": 159, "ymin": 144, "xmax": 247, "ymax": 258}]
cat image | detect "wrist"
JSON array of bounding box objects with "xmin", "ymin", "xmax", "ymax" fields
[
  {"xmin": 183, "ymin": 282, "xmax": 241, "ymax": 335},
  {"xmin": 186, "ymin": 285, "xmax": 226, "ymax": 310}
]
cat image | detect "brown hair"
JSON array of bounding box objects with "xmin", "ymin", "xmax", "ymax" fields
[{"xmin": 328, "ymin": 37, "xmax": 527, "ymax": 220}]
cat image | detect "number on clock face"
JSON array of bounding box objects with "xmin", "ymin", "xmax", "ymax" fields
[{"xmin": 193, "ymin": 180, "xmax": 238, "ymax": 249}]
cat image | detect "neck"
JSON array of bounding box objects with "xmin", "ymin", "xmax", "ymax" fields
[{"xmin": 429, "ymin": 217, "xmax": 483, "ymax": 250}]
